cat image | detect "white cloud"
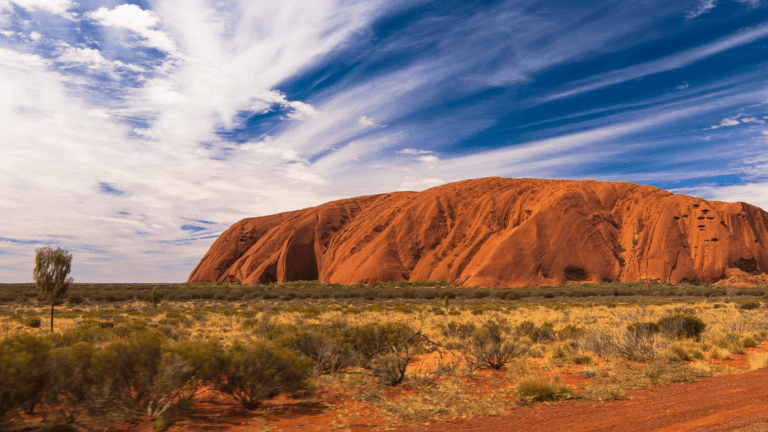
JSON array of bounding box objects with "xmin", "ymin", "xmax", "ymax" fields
[
  {"xmin": 675, "ymin": 82, "xmax": 689, "ymax": 90},
  {"xmin": 7, "ymin": 0, "xmax": 76, "ymax": 19},
  {"xmin": 87, "ymin": 4, "xmax": 177, "ymax": 55},
  {"xmin": 675, "ymin": 182, "xmax": 768, "ymax": 212},
  {"xmin": 29, "ymin": 31, "xmax": 41, "ymax": 41},
  {"xmin": 87, "ymin": 109, "xmax": 110, "ymax": 119},
  {"xmin": 687, "ymin": 0, "xmax": 717, "ymax": 19},
  {"xmin": 545, "ymin": 23, "xmax": 768, "ymax": 101},
  {"xmin": 252, "ymin": 89, "xmax": 318, "ymax": 120},
  {"xmin": 415, "ymin": 154, "xmax": 440, "ymax": 163},
  {"xmin": 55, "ymin": 44, "xmax": 144, "ymax": 77},
  {"xmin": 0, "ymin": 0, "xmax": 407, "ymax": 282},
  {"xmin": 358, "ymin": 116, "xmax": 376, "ymax": 127},
  {"xmin": 397, "ymin": 148, "xmax": 420, "ymax": 154},
  {"xmin": 397, "ymin": 148, "xmax": 435, "ymax": 155},
  {"xmin": 710, "ymin": 117, "xmax": 741, "ymax": 129}
]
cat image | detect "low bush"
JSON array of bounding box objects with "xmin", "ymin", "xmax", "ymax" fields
[
  {"xmin": 170, "ymin": 339, "xmax": 224, "ymax": 400},
  {"xmin": 743, "ymin": 338, "xmax": 759, "ymax": 348},
  {"xmin": 556, "ymin": 325, "xmax": 583, "ymax": 340},
  {"xmin": 627, "ymin": 322, "xmax": 659, "ymax": 338},
  {"xmin": 98, "ymin": 330, "xmax": 192, "ymax": 422},
  {"xmin": 24, "ymin": 316, "xmax": 42, "ymax": 328},
  {"xmin": 438, "ymin": 320, "xmax": 476, "ymax": 340},
  {"xmin": 67, "ymin": 293, "xmax": 85, "ymax": 305},
  {"xmin": 215, "ymin": 340, "xmax": 312, "ymax": 409},
  {"xmin": 343, "ymin": 322, "xmax": 412, "ymax": 361},
  {"xmin": 46, "ymin": 342, "xmax": 103, "ymax": 423},
  {"xmin": 664, "ymin": 342, "xmax": 704, "ymax": 362},
  {"xmin": 739, "ymin": 300, "xmax": 761, "ymax": 310},
  {"xmin": 657, "ymin": 313, "xmax": 706, "ymax": 341},
  {"xmin": 515, "ymin": 377, "xmax": 572, "ymax": 403},
  {"xmin": 581, "ymin": 326, "xmax": 664, "ymax": 361},
  {"xmin": 0, "ymin": 333, "xmax": 50, "ymax": 419},
  {"xmin": 573, "ymin": 354, "xmax": 593, "ymax": 365},
  {"xmin": 287, "ymin": 330, "xmax": 355, "ymax": 375},
  {"xmin": 463, "ymin": 319, "xmax": 526, "ymax": 370},
  {"xmin": 515, "ymin": 321, "xmax": 555, "ymax": 343},
  {"xmin": 372, "ymin": 351, "xmax": 411, "ymax": 386}
]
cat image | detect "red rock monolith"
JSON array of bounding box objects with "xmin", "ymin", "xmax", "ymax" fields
[{"xmin": 188, "ymin": 178, "xmax": 768, "ymax": 287}]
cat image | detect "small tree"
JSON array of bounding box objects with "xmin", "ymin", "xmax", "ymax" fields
[{"xmin": 33, "ymin": 247, "xmax": 73, "ymax": 332}]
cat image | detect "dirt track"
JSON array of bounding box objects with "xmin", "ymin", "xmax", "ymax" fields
[{"xmin": 397, "ymin": 369, "xmax": 768, "ymax": 432}]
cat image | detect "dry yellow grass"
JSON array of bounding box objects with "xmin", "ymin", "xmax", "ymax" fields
[{"xmin": 749, "ymin": 352, "xmax": 768, "ymax": 370}]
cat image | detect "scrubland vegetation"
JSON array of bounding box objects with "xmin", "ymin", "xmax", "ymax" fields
[{"xmin": 1, "ymin": 280, "xmax": 768, "ymax": 430}]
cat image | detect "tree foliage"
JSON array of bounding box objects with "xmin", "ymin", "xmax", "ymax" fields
[{"xmin": 33, "ymin": 247, "xmax": 73, "ymax": 332}]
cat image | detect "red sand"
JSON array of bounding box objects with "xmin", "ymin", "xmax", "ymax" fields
[{"xmin": 395, "ymin": 368, "xmax": 768, "ymax": 432}]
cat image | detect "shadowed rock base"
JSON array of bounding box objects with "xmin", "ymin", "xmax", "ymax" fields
[{"xmin": 189, "ymin": 177, "xmax": 768, "ymax": 287}]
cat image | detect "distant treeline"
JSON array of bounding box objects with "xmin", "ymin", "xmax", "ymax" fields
[{"xmin": 1, "ymin": 280, "xmax": 767, "ymax": 305}]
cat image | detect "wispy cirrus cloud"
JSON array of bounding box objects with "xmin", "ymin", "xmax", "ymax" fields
[
  {"xmin": 687, "ymin": 0, "xmax": 717, "ymax": 19},
  {"xmin": 543, "ymin": 22, "xmax": 768, "ymax": 102}
]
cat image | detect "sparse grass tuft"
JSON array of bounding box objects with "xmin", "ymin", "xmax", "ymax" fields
[{"xmin": 515, "ymin": 376, "xmax": 573, "ymax": 403}]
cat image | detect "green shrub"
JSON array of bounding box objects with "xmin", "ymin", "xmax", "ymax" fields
[
  {"xmin": 46, "ymin": 342, "xmax": 103, "ymax": 423},
  {"xmin": 343, "ymin": 322, "xmax": 412, "ymax": 359},
  {"xmin": 657, "ymin": 313, "xmax": 706, "ymax": 340},
  {"xmin": 556, "ymin": 325, "xmax": 583, "ymax": 340},
  {"xmin": 515, "ymin": 377, "xmax": 572, "ymax": 402},
  {"xmin": 289, "ymin": 330, "xmax": 354, "ymax": 375},
  {"xmin": 438, "ymin": 320, "xmax": 476, "ymax": 340},
  {"xmin": 98, "ymin": 330, "xmax": 191, "ymax": 421},
  {"xmin": 431, "ymin": 307, "xmax": 446, "ymax": 315},
  {"xmin": 573, "ymin": 354, "xmax": 593, "ymax": 365},
  {"xmin": 739, "ymin": 300, "xmax": 761, "ymax": 310},
  {"xmin": 515, "ymin": 321, "xmax": 555, "ymax": 343},
  {"xmin": 24, "ymin": 316, "xmax": 42, "ymax": 328},
  {"xmin": 372, "ymin": 351, "xmax": 410, "ymax": 386},
  {"xmin": 169, "ymin": 339, "xmax": 224, "ymax": 399},
  {"xmin": 627, "ymin": 322, "xmax": 659, "ymax": 338},
  {"xmin": 215, "ymin": 340, "xmax": 312, "ymax": 410},
  {"xmin": 0, "ymin": 333, "xmax": 50, "ymax": 419},
  {"xmin": 67, "ymin": 293, "xmax": 85, "ymax": 305},
  {"xmin": 743, "ymin": 338, "xmax": 759, "ymax": 348},
  {"xmin": 51, "ymin": 320, "xmax": 123, "ymax": 347},
  {"xmin": 463, "ymin": 319, "xmax": 526, "ymax": 370}
]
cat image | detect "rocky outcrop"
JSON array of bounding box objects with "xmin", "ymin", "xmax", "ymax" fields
[{"xmin": 189, "ymin": 177, "xmax": 768, "ymax": 287}]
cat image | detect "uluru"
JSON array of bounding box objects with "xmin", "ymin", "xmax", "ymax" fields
[{"xmin": 189, "ymin": 178, "xmax": 768, "ymax": 287}]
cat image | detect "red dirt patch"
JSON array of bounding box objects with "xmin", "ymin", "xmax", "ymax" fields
[{"xmin": 395, "ymin": 368, "xmax": 768, "ymax": 432}]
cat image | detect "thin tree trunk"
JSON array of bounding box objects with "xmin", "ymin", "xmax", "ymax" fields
[{"xmin": 50, "ymin": 298, "xmax": 54, "ymax": 333}]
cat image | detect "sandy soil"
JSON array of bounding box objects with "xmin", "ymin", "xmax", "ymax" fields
[
  {"xmin": 167, "ymin": 364, "xmax": 768, "ymax": 432},
  {"xmin": 395, "ymin": 368, "xmax": 768, "ymax": 432}
]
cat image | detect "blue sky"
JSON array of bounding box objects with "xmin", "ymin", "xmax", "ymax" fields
[{"xmin": 2, "ymin": 0, "xmax": 768, "ymax": 282}]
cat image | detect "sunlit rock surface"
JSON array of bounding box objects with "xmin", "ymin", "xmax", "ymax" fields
[{"xmin": 189, "ymin": 178, "xmax": 768, "ymax": 287}]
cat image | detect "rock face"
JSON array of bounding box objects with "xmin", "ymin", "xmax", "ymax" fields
[{"xmin": 189, "ymin": 178, "xmax": 768, "ymax": 287}]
